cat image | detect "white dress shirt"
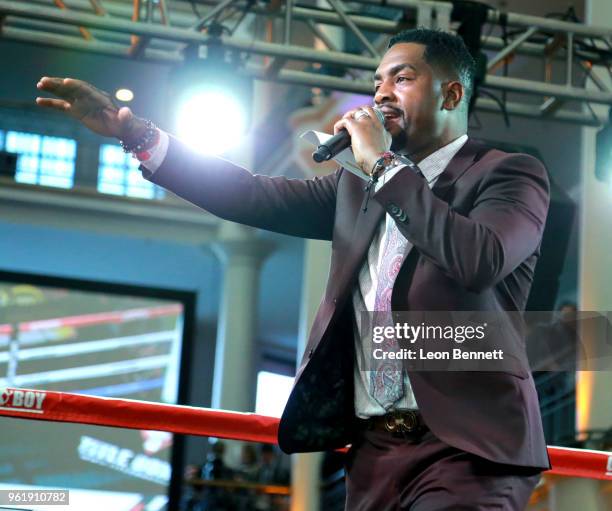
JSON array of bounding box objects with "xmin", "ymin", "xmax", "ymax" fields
[
  {"xmin": 138, "ymin": 131, "xmax": 468, "ymax": 418},
  {"xmin": 352, "ymin": 134, "xmax": 468, "ymax": 418}
]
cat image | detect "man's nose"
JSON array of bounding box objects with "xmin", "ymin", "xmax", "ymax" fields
[{"xmin": 374, "ymin": 81, "xmax": 395, "ymax": 104}]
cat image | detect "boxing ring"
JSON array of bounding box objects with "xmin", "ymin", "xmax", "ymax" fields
[
  {"xmin": 0, "ymin": 387, "xmax": 610, "ymax": 482},
  {"xmin": 1, "ymin": 303, "xmax": 610, "ymax": 508}
]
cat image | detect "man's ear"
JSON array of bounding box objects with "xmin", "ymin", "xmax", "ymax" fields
[{"xmin": 442, "ymin": 81, "xmax": 464, "ymax": 111}]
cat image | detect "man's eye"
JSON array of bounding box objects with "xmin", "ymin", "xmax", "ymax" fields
[{"xmin": 397, "ymin": 76, "xmax": 411, "ymax": 83}]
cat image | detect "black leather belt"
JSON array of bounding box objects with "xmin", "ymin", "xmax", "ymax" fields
[{"xmin": 358, "ymin": 410, "xmax": 428, "ymax": 437}]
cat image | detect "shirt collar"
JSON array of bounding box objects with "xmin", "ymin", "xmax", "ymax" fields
[{"xmin": 414, "ymin": 134, "xmax": 469, "ymax": 184}]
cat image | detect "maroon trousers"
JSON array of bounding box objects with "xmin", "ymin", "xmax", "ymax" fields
[{"xmin": 345, "ymin": 428, "xmax": 542, "ymax": 510}]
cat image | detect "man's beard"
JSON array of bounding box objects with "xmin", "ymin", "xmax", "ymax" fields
[{"xmin": 390, "ymin": 130, "xmax": 408, "ymax": 153}]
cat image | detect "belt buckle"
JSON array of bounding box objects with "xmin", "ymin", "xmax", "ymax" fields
[{"xmin": 384, "ymin": 410, "xmax": 418, "ymax": 434}]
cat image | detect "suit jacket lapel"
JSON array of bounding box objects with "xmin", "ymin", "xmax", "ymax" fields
[
  {"xmin": 337, "ymin": 139, "xmax": 486, "ymax": 294},
  {"xmin": 350, "ymin": 192, "xmax": 385, "ymax": 264},
  {"xmin": 331, "ymin": 176, "xmax": 385, "ymax": 291},
  {"xmin": 431, "ymin": 138, "xmax": 486, "ymax": 201}
]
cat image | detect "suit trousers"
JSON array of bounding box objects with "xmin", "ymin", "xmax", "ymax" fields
[{"xmin": 344, "ymin": 426, "xmax": 542, "ymax": 510}]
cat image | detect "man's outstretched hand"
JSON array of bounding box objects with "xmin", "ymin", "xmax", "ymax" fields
[{"xmin": 36, "ymin": 77, "xmax": 147, "ymax": 143}]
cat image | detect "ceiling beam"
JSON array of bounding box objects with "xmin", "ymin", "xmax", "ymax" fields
[{"xmin": 1, "ymin": 0, "xmax": 610, "ymax": 127}]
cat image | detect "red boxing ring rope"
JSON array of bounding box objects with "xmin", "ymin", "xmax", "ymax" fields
[{"xmin": 1, "ymin": 387, "xmax": 610, "ymax": 481}]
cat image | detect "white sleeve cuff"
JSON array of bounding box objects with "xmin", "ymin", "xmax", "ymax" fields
[
  {"xmin": 137, "ymin": 129, "xmax": 170, "ymax": 174},
  {"xmin": 374, "ymin": 164, "xmax": 406, "ymax": 193}
]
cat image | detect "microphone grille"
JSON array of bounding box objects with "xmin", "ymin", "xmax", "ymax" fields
[{"xmin": 373, "ymin": 106, "xmax": 385, "ymax": 125}]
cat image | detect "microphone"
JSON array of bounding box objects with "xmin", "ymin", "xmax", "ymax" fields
[{"xmin": 312, "ymin": 107, "xmax": 386, "ymax": 163}]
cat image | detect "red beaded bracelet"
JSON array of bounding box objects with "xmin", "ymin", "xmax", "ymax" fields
[{"xmin": 370, "ymin": 150, "xmax": 396, "ymax": 177}]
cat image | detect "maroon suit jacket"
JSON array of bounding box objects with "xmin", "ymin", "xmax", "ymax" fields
[{"xmin": 146, "ymin": 136, "xmax": 551, "ymax": 470}]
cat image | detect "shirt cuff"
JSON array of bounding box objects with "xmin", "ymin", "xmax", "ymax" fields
[
  {"xmin": 135, "ymin": 129, "xmax": 169, "ymax": 174},
  {"xmin": 374, "ymin": 164, "xmax": 406, "ymax": 193}
]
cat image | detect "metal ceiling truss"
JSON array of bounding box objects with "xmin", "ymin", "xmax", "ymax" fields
[{"xmin": 0, "ymin": 0, "xmax": 611, "ymax": 126}]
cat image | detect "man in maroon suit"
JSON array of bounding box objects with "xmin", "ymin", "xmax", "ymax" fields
[{"xmin": 37, "ymin": 28, "xmax": 550, "ymax": 510}]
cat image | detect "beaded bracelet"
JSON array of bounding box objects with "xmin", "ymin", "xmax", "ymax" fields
[
  {"xmin": 119, "ymin": 119, "xmax": 158, "ymax": 154},
  {"xmin": 370, "ymin": 150, "xmax": 396, "ymax": 177}
]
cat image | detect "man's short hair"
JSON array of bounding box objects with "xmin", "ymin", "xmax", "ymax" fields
[{"xmin": 388, "ymin": 28, "xmax": 476, "ymax": 107}]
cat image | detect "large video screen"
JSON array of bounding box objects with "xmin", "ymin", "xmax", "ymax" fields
[{"xmin": 0, "ymin": 272, "xmax": 194, "ymax": 510}]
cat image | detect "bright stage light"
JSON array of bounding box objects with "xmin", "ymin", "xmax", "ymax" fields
[
  {"xmin": 174, "ymin": 89, "xmax": 248, "ymax": 155},
  {"xmin": 168, "ymin": 37, "xmax": 253, "ymax": 156}
]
